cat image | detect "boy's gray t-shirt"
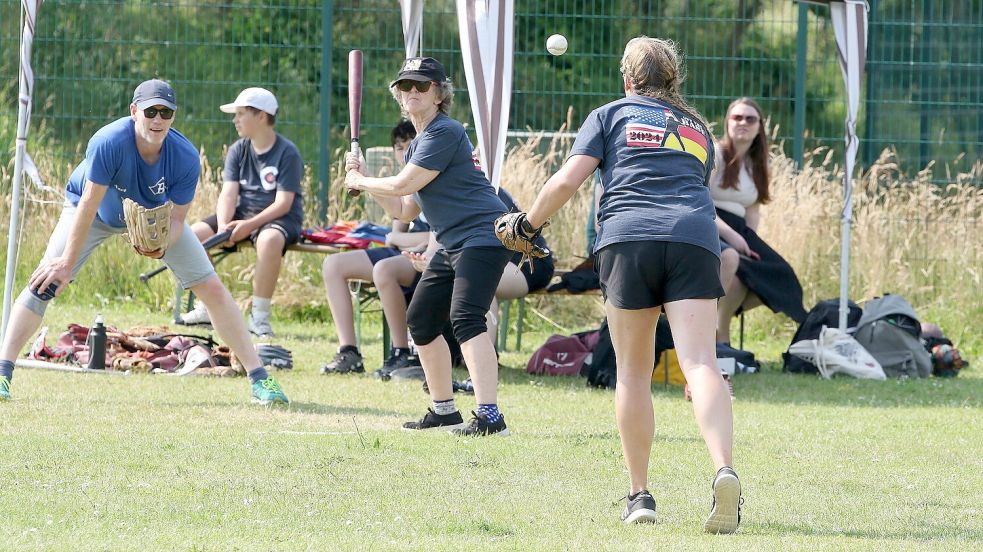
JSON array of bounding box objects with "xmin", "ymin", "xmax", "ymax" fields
[
  {"xmin": 223, "ymin": 134, "xmax": 304, "ymax": 230},
  {"xmin": 570, "ymin": 95, "xmax": 718, "ymax": 256},
  {"xmin": 407, "ymin": 113, "xmax": 507, "ymax": 251}
]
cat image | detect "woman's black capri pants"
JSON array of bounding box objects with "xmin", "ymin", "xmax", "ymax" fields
[{"xmin": 407, "ymin": 246, "xmax": 513, "ymax": 346}]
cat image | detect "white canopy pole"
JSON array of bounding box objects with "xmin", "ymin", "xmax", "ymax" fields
[
  {"xmin": 2, "ymin": 0, "xmax": 43, "ymax": 337},
  {"xmin": 828, "ymin": 0, "xmax": 869, "ymax": 330}
]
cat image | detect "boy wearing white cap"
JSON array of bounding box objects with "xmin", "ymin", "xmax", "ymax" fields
[{"xmin": 182, "ymin": 88, "xmax": 304, "ymax": 337}]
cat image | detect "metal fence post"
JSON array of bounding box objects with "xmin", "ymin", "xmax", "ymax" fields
[
  {"xmin": 319, "ymin": 0, "xmax": 334, "ymax": 221},
  {"xmin": 793, "ymin": 2, "xmax": 808, "ymax": 169}
]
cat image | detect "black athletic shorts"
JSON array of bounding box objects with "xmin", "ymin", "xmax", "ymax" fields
[
  {"xmin": 510, "ymin": 252, "xmax": 556, "ymax": 292},
  {"xmin": 202, "ymin": 213, "xmax": 301, "ymax": 255},
  {"xmin": 595, "ymin": 240, "xmax": 724, "ymax": 310}
]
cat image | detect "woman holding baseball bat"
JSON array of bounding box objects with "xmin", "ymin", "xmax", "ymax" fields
[
  {"xmin": 495, "ymin": 37, "xmax": 742, "ymax": 531},
  {"xmin": 344, "ymin": 57, "xmax": 515, "ymax": 437}
]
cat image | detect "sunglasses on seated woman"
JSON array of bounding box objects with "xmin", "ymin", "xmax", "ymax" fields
[
  {"xmin": 143, "ymin": 106, "xmax": 175, "ymax": 120},
  {"xmin": 729, "ymin": 114, "xmax": 758, "ymax": 124},
  {"xmin": 395, "ymin": 80, "xmax": 434, "ymax": 93}
]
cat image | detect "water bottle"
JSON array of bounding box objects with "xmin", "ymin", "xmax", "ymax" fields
[{"xmin": 87, "ymin": 314, "xmax": 107, "ymax": 370}]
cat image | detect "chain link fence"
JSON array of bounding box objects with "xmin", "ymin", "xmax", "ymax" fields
[{"xmin": 2, "ymin": 0, "xmax": 981, "ymax": 200}]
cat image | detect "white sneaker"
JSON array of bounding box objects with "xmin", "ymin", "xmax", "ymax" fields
[
  {"xmin": 179, "ymin": 303, "xmax": 212, "ymax": 326},
  {"xmin": 248, "ymin": 313, "xmax": 274, "ymax": 337},
  {"xmin": 704, "ymin": 467, "xmax": 743, "ymax": 534}
]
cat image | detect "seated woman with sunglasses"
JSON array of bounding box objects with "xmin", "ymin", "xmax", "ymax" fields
[
  {"xmin": 711, "ymin": 97, "xmax": 807, "ymax": 346},
  {"xmin": 344, "ymin": 57, "xmax": 515, "ymax": 437}
]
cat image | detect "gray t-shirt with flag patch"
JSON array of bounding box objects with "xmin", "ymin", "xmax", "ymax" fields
[
  {"xmin": 570, "ymin": 95, "xmax": 718, "ymax": 257},
  {"xmin": 407, "ymin": 113, "xmax": 507, "ymax": 251},
  {"xmin": 222, "ymin": 134, "xmax": 304, "ymax": 230}
]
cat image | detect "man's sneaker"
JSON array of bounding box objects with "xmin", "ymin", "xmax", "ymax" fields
[
  {"xmin": 0, "ymin": 376, "xmax": 11, "ymax": 401},
  {"xmin": 319, "ymin": 349, "xmax": 364, "ymax": 374},
  {"xmin": 402, "ymin": 408, "xmax": 465, "ymax": 431},
  {"xmin": 621, "ymin": 490, "xmax": 657, "ymax": 524},
  {"xmin": 704, "ymin": 467, "xmax": 743, "ymax": 534},
  {"xmin": 179, "ymin": 303, "xmax": 212, "ymax": 326},
  {"xmin": 251, "ymin": 376, "xmax": 289, "ymax": 406},
  {"xmin": 374, "ymin": 349, "xmax": 419, "ymax": 380},
  {"xmin": 389, "ymin": 365, "xmax": 425, "ymax": 381},
  {"xmin": 248, "ymin": 313, "xmax": 275, "ymax": 337},
  {"xmin": 451, "ymin": 411, "xmax": 510, "ymax": 437}
]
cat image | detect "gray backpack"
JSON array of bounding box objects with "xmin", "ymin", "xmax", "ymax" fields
[{"xmin": 853, "ymin": 295, "xmax": 932, "ymax": 378}]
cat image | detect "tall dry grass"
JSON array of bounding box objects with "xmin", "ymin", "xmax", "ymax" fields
[{"xmin": 2, "ymin": 136, "xmax": 980, "ymax": 354}]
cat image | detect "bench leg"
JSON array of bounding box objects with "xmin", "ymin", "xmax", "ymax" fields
[
  {"xmin": 516, "ymin": 297, "xmax": 526, "ymax": 351},
  {"xmin": 738, "ymin": 311, "xmax": 745, "ymax": 350},
  {"xmin": 172, "ymin": 282, "xmax": 185, "ymax": 323},
  {"xmin": 382, "ymin": 310, "xmax": 391, "ymax": 360},
  {"xmin": 498, "ymin": 300, "xmax": 512, "ymax": 352}
]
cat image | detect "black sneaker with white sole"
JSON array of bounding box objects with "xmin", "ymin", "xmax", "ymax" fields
[
  {"xmin": 621, "ymin": 490, "xmax": 657, "ymax": 524},
  {"xmin": 704, "ymin": 466, "xmax": 743, "ymax": 534},
  {"xmin": 451, "ymin": 411, "xmax": 510, "ymax": 437},
  {"xmin": 319, "ymin": 349, "xmax": 364, "ymax": 374},
  {"xmin": 402, "ymin": 408, "xmax": 465, "ymax": 431}
]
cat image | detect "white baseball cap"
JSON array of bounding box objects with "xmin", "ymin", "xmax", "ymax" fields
[{"xmin": 220, "ymin": 87, "xmax": 278, "ymax": 116}]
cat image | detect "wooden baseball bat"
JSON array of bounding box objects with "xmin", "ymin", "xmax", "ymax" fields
[{"xmin": 347, "ymin": 50, "xmax": 363, "ymax": 197}]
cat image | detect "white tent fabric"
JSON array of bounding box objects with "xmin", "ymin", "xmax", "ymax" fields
[
  {"xmin": 399, "ymin": 0, "xmax": 424, "ymax": 58},
  {"xmin": 801, "ymin": 0, "xmax": 869, "ymax": 330},
  {"xmin": 2, "ymin": 0, "xmax": 44, "ymax": 337},
  {"xmin": 455, "ymin": 0, "xmax": 514, "ymax": 191},
  {"xmin": 828, "ymin": 0, "xmax": 869, "ymax": 330}
]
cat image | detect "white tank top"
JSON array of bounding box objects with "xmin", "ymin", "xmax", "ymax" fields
[{"xmin": 708, "ymin": 147, "xmax": 758, "ymax": 218}]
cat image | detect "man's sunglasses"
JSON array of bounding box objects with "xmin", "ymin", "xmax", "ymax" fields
[
  {"xmin": 395, "ymin": 80, "xmax": 433, "ymax": 93},
  {"xmin": 729, "ymin": 114, "xmax": 759, "ymax": 124},
  {"xmin": 143, "ymin": 106, "xmax": 175, "ymax": 120}
]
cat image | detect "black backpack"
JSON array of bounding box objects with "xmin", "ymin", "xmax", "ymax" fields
[
  {"xmin": 584, "ymin": 316, "xmax": 674, "ymax": 389},
  {"xmin": 783, "ymin": 299, "xmax": 862, "ymax": 374}
]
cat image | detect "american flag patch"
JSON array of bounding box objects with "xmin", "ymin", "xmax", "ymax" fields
[{"xmin": 624, "ymin": 107, "xmax": 668, "ymax": 147}]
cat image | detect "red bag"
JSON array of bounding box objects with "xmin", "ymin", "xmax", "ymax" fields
[{"xmin": 526, "ymin": 333, "xmax": 596, "ymax": 376}]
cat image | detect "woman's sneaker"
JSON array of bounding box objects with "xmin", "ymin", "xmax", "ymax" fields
[
  {"xmin": 319, "ymin": 349, "xmax": 364, "ymax": 374},
  {"xmin": 374, "ymin": 349, "xmax": 419, "ymax": 380},
  {"xmin": 451, "ymin": 411, "xmax": 509, "ymax": 437},
  {"xmin": 704, "ymin": 467, "xmax": 743, "ymax": 534},
  {"xmin": 621, "ymin": 490, "xmax": 657, "ymax": 524},
  {"xmin": 402, "ymin": 408, "xmax": 465, "ymax": 431},
  {"xmin": 0, "ymin": 376, "xmax": 11, "ymax": 401}
]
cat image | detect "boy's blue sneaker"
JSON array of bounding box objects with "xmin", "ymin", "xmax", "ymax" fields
[
  {"xmin": 251, "ymin": 376, "xmax": 289, "ymax": 406},
  {"xmin": 0, "ymin": 376, "xmax": 10, "ymax": 401}
]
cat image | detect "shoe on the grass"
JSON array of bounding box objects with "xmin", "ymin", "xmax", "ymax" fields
[
  {"xmin": 319, "ymin": 349, "xmax": 364, "ymax": 374},
  {"xmin": 374, "ymin": 349, "xmax": 419, "ymax": 380},
  {"xmin": 251, "ymin": 376, "xmax": 289, "ymax": 406},
  {"xmin": 178, "ymin": 303, "xmax": 212, "ymax": 326},
  {"xmin": 451, "ymin": 411, "xmax": 509, "ymax": 437},
  {"xmin": 621, "ymin": 490, "xmax": 657, "ymax": 524},
  {"xmin": 248, "ymin": 313, "xmax": 275, "ymax": 337},
  {"xmin": 389, "ymin": 365, "xmax": 425, "ymax": 381},
  {"xmin": 0, "ymin": 376, "xmax": 10, "ymax": 401},
  {"xmin": 402, "ymin": 408, "xmax": 465, "ymax": 431},
  {"xmin": 704, "ymin": 466, "xmax": 743, "ymax": 534}
]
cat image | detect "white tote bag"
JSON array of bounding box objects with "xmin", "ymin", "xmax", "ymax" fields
[{"xmin": 788, "ymin": 326, "xmax": 886, "ymax": 380}]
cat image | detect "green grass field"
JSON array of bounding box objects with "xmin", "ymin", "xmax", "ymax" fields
[{"xmin": 1, "ymin": 302, "xmax": 980, "ymax": 551}]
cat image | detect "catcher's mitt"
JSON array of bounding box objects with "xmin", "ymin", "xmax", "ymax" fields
[
  {"xmin": 123, "ymin": 198, "xmax": 173, "ymax": 253},
  {"xmin": 494, "ymin": 211, "xmax": 550, "ymax": 271}
]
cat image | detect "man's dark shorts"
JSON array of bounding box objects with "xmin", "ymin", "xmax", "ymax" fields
[
  {"xmin": 596, "ymin": 240, "xmax": 724, "ymax": 310},
  {"xmin": 201, "ymin": 213, "xmax": 300, "ymax": 255}
]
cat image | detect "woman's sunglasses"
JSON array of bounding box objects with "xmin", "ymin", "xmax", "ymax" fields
[
  {"xmin": 729, "ymin": 114, "xmax": 759, "ymax": 124},
  {"xmin": 143, "ymin": 106, "xmax": 175, "ymax": 120},
  {"xmin": 395, "ymin": 80, "xmax": 433, "ymax": 93}
]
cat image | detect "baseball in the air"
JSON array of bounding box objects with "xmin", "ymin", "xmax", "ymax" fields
[{"xmin": 546, "ymin": 34, "xmax": 568, "ymax": 56}]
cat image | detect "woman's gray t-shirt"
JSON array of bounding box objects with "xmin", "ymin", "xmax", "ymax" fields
[{"xmin": 570, "ymin": 96, "xmax": 718, "ymax": 256}]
